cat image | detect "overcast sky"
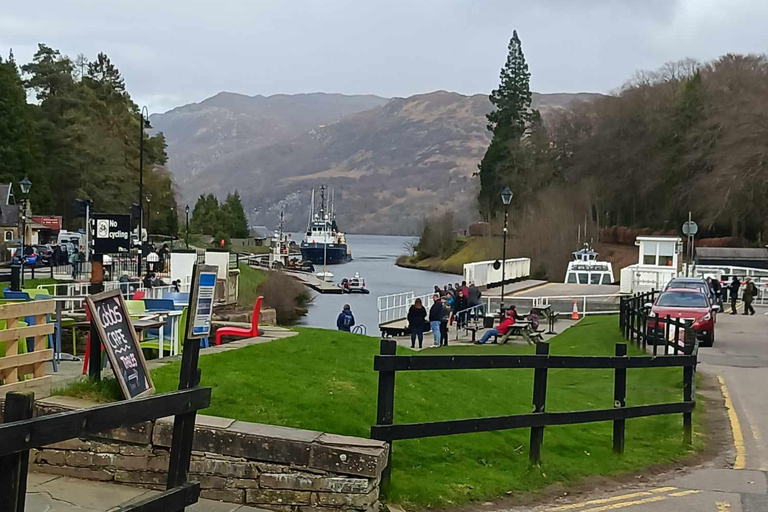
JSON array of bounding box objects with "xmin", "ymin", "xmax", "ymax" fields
[{"xmin": 2, "ymin": 0, "xmax": 766, "ymax": 113}]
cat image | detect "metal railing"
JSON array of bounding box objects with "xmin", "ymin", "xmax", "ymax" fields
[{"xmin": 377, "ymin": 291, "xmax": 433, "ymax": 326}]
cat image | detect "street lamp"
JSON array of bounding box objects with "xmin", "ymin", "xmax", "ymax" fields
[
  {"xmin": 18, "ymin": 177, "xmax": 32, "ymax": 286},
  {"xmin": 138, "ymin": 106, "xmax": 151, "ymax": 276},
  {"xmin": 145, "ymin": 193, "xmax": 152, "ymax": 239},
  {"xmin": 185, "ymin": 204, "xmax": 190, "ymax": 249},
  {"xmin": 499, "ymin": 186, "xmax": 513, "ymax": 314}
]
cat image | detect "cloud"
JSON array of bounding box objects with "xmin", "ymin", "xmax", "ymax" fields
[{"xmin": 2, "ymin": 0, "xmax": 766, "ymax": 113}]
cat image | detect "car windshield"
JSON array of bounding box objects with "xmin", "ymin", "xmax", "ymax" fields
[
  {"xmin": 657, "ymin": 291, "xmax": 709, "ymax": 308},
  {"xmin": 668, "ymin": 281, "xmax": 707, "ymax": 292}
]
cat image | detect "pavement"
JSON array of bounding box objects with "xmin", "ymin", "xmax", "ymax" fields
[
  {"xmin": 499, "ymin": 306, "xmax": 768, "ymax": 512},
  {"xmin": 25, "ymin": 473, "xmax": 267, "ymax": 511}
]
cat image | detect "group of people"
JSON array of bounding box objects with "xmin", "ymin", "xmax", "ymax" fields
[{"xmin": 720, "ymin": 276, "xmax": 759, "ymax": 316}]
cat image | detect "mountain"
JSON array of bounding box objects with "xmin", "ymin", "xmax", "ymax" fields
[{"xmin": 152, "ymin": 91, "xmax": 601, "ymax": 234}]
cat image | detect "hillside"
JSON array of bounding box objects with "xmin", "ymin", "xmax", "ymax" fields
[{"xmin": 152, "ymin": 91, "xmax": 601, "ymax": 234}]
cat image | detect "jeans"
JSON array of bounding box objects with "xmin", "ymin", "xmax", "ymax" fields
[
  {"xmin": 410, "ymin": 327, "xmax": 424, "ymax": 348},
  {"xmin": 430, "ymin": 321, "xmax": 441, "ymax": 346},
  {"xmin": 479, "ymin": 328, "xmax": 499, "ymax": 344}
]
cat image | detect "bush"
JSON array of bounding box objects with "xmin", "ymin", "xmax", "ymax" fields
[
  {"xmin": 259, "ymin": 271, "xmax": 311, "ymax": 324},
  {"xmin": 415, "ymin": 211, "xmax": 456, "ymax": 259}
]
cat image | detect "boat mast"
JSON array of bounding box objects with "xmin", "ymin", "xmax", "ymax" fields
[{"xmin": 307, "ymin": 189, "xmax": 315, "ymax": 232}]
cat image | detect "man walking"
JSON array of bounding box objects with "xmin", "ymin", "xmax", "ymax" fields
[
  {"xmin": 429, "ymin": 294, "xmax": 443, "ymax": 347},
  {"xmin": 336, "ymin": 304, "xmax": 355, "ymax": 331},
  {"xmin": 743, "ymin": 278, "xmax": 757, "ymax": 316},
  {"xmin": 729, "ymin": 276, "xmax": 741, "ymax": 315}
]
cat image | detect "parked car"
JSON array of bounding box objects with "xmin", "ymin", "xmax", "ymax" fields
[
  {"xmin": 664, "ymin": 277, "xmax": 714, "ymax": 301},
  {"xmin": 646, "ymin": 288, "xmax": 719, "ymax": 347},
  {"xmin": 11, "ymin": 247, "xmax": 39, "ymax": 267},
  {"xmin": 35, "ymin": 244, "xmax": 54, "ymax": 266}
]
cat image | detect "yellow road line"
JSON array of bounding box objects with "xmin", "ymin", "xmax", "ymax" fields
[
  {"xmin": 717, "ymin": 501, "xmax": 731, "ymax": 511},
  {"xmin": 576, "ymin": 496, "xmax": 667, "ymax": 512},
  {"xmin": 548, "ymin": 488, "xmax": 677, "ymax": 511},
  {"xmin": 719, "ymin": 375, "xmax": 746, "ymax": 470},
  {"xmin": 668, "ymin": 490, "xmax": 701, "ymax": 498}
]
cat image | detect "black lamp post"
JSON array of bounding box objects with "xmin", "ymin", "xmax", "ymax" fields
[
  {"xmin": 185, "ymin": 204, "xmax": 190, "ymax": 249},
  {"xmin": 19, "ymin": 176, "xmax": 32, "ymax": 286},
  {"xmin": 138, "ymin": 106, "xmax": 151, "ymax": 277},
  {"xmin": 145, "ymin": 193, "xmax": 152, "ymax": 239},
  {"xmin": 499, "ymin": 186, "xmax": 513, "ymax": 313}
]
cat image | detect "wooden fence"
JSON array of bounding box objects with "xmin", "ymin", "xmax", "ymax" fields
[
  {"xmin": 0, "ymin": 300, "xmax": 55, "ymax": 393},
  {"xmin": 371, "ymin": 338, "xmax": 697, "ymax": 492},
  {"xmin": 619, "ymin": 290, "xmax": 696, "ymax": 355}
]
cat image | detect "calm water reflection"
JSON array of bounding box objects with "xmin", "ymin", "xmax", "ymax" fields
[{"xmin": 298, "ymin": 234, "xmax": 459, "ymax": 333}]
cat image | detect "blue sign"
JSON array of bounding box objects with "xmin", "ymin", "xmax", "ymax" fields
[{"xmin": 190, "ymin": 266, "xmax": 217, "ymax": 338}]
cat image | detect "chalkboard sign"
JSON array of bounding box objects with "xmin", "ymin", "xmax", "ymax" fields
[{"xmin": 86, "ymin": 289, "xmax": 154, "ymax": 399}]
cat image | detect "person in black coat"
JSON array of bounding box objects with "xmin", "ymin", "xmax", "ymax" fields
[
  {"xmin": 728, "ymin": 276, "xmax": 741, "ymax": 315},
  {"xmin": 407, "ymin": 298, "xmax": 428, "ymax": 349}
]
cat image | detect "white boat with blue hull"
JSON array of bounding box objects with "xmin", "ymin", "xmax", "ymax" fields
[{"xmin": 300, "ymin": 186, "xmax": 352, "ymax": 265}]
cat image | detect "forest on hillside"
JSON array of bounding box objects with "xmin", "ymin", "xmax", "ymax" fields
[{"xmin": 0, "ymin": 45, "xmax": 177, "ymax": 233}]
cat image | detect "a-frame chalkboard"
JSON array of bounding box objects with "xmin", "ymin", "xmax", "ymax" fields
[{"xmin": 86, "ymin": 289, "xmax": 155, "ymax": 399}]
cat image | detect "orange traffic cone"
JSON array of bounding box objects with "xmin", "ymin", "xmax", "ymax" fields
[{"xmin": 570, "ymin": 299, "xmax": 580, "ymax": 320}]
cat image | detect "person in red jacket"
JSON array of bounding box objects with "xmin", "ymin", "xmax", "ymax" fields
[{"xmin": 476, "ymin": 310, "xmax": 516, "ymax": 344}]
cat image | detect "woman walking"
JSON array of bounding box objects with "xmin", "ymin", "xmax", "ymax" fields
[{"xmin": 407, "ymin": 298, "xmax": 428, "ymax": 348}]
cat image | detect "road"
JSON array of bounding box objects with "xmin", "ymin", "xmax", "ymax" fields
[{"xmin": 502, "ymin": 306, "xmax": 768, "ymax": 512}]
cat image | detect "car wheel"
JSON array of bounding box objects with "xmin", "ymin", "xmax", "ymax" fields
[{"xmin": 702, "ymin": 331, "xmax": 714, "ymax": 347}]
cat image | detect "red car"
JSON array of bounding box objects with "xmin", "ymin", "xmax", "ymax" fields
[{"xmin": 646, "ymin": 288, "xmax": 719, "ymax": 346}]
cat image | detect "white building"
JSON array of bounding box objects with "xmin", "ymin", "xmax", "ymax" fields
[{"xmin": 619, "ymin": 236, "xmax": 682, "ymax": 294}]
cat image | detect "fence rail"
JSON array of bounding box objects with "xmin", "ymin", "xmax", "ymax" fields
[
  {"xmin": 371, "ymin": 334, "xmax": 697, "ymax": 492},
  {"xmin": 0, "ymin": 300, "xmax": 55, "ymax": 393},
  {"xmin": 619, "ymin": 290, "xmax": 696, "ymax": 355}
]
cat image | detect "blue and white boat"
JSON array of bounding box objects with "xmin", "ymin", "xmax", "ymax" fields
[{"xmin": 300, "ymin": 186, "xmax": 352, "ymax": 265}]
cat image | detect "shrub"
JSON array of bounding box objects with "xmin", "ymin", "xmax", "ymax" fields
[{"xmin": 259, "ymin": 271, "xmax": 311, "ymax": 324}]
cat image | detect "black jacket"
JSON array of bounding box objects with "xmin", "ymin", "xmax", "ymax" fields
[
  {"xmin": 729, "ymin": 279, "xmax": 741, "ymax": 295},
  {"xmin": 407, "ymin": 305, "xmax": 427, "ymax": 329},
  {"xmin": 429, "ymin": 301, "xmax": 444, "ymax": 322}
]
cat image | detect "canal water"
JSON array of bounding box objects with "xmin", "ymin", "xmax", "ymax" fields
[{"xmin": 299, "ymin": 234, "xmax": 459, "ymax": 333}]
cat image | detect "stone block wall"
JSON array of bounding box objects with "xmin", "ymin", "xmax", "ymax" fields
[{"xmin": 3, "ymin": 396, "xmax": 386, "ymax": 511}]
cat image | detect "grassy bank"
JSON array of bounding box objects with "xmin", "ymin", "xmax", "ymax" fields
[
  {"xmin": 398, "ymin": 236, "xmax": 496, "ymax": 275},
  {"xmin": 237, "ymin": 263, "xmax": 268, "ymax": 308},
  {"xmin": 148, "ymin": 316, "xmax": 704, "ymax": 508}
]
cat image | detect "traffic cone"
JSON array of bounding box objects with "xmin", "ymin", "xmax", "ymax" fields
[{"xmin": 570, "ymin": 299, "xmax": 580, "ymax": 320}]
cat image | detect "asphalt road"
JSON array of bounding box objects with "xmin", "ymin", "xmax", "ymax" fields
[{"xmin": 501, "ymin": 306, "xmax": 768, "ymax": 512}]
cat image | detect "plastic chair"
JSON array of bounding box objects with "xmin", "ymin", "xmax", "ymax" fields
[
  {"xmin": 133, "ymin": 290, "xmax": 146, "ymax": 300},
  {"xmin": 215, "ymin": 296, "xmax": 262, "ymax": 346},
  {"xmin": 143, "ymin": 298, "xmax": 175, "ymax": 312},
  {"xmin": 126, "ymin": 300, "xmax": 147, "ymax": 318},
  {"xmin": 3, "ymin": 291, "xmax": 31, "ymax": 301}
]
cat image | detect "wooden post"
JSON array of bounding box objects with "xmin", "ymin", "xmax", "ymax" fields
[
  {"xmin": 641, "ymin": 308, "xmax": 647, "ymax": 352},
  {"xmin": 664, "ymin": 315, "xmax": 671, "ymax": 355},
  {"xmin": 619, "ymin": 297, "xmax": 625, "ymax": 333},
  {"xmin": 529, "ymin": 342, "xmax": 550, "ymax": 465},
  {"xmin": 88, "ymin": 322, "xmax": 101, "ymax": 381},
  {"xmin": 166, "ymin": 264, "xmax": 204, "ymax": 512},
  {"xmin": 376, "ymin": 339, "xmax": 397, "ymax": 494},
  {"xmin": 613, "ymin": 344, "xmax": 627, "ymax": 454},
  {"xmin": 0, "ymin": 391, "xmax": 35, "ymax": 512}
]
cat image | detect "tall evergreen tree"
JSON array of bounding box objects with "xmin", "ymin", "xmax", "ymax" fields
[
  {"xmin": 477, "ymin": 30, "xmax": 535, "ymax": 218},
  {"xmin": 223, "ymin": 191, "xmax": 250, "ymax": 238}
]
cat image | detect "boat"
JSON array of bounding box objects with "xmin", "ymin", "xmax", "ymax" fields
[
  {"xmin": 339, "ymin": 273, "xmax": 369, "ymax": 294},
  {"xmin": 564, "ymin": 243, "xmax": 615, "ymax": 285},
  {"xmin": 300, "ymin": 186, "xmax": 352, "ymax": 265},
  {"xmin": 315, "ymin": 271, "xmax": 334, "ymax": 282}
]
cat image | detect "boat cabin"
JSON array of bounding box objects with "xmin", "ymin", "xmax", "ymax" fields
[{"xmin": 564, "ymin": 245, "xmax": 615, "ymax": 285}]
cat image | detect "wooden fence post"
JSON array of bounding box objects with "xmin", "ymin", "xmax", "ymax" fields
[
  {"xmin": 682, "ymin": 319, "xmax": 695, "ymax": 446},
  {"xmin": 529, "ymin": 342, "xmax": 550, "ymax": 465},
  {"xmin": 0, "ymin": 391, "xmax": 35, "ymax": 512},
  {"xmin": 613, "ymin": 344, "xmax": 627, "ymax": 454},
  {"xmin": 376, "ymin": 339, "xmax": 397, "ymax": 494}
]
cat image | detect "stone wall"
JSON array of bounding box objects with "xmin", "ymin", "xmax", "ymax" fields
[{"xmin": 3, "ymin": 396, "xmax": 386, "ymax": 511}]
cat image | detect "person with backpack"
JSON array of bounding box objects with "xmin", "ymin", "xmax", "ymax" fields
[
  {"xmin": 337, "ymin": 304, "xmax": 355, "ymax": 332},
  {"xmin": 743, "ymin": 278, "xmax": 758, "ymax": 316}
]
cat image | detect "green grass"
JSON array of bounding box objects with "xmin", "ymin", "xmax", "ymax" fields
[
  {"xmin": 0, "ymin": 277, "xmax": 62, "ymax": 298},
  {"xmin": 52, "ymin": 377, "xmax": 123, "ymax": 403},
  {"xmin": 150, "ymin": 316, "xmax": 705, "ymax": 508},
  {"xmin": 237, "ymin": 263, "xmax": 267, "ymax": 308}
]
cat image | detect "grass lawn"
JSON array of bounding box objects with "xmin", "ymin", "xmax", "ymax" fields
[
  {"xmin": 151, "ymin": 316, "xmax": 705, "ymax": 508},
  {"xmin": 0, "ymin": 277, "xmax": 62, "ymax": 298},
  {"xmin": 237, "ymin": 263, "xmax": 267, "ymax": 308}
]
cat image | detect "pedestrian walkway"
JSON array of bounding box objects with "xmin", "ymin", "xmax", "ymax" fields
[{"xmin": 26, "ymin": 472, "xmax": 267, "ymax": 511}]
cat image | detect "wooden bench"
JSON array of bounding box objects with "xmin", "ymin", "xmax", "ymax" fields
[
  {"xmin": 531, "ymin": 304, "xmax": 553, "ymax": 321},
  {"xmin": 497, "ymin": 321, "xmax": 544, "ymax": 346}
]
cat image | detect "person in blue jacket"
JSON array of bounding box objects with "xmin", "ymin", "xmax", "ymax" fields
[{"xmin": 337, "ymin": 304, "xmax": 355, "ymax": 331}]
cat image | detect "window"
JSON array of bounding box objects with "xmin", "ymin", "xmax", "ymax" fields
[
  {"xmin": 578, "ymin": 273, "xmax": 588, "ymax": 284},
  {"xmin": 642, "ymin": 242, "xmax": 658, "ymax": 265},
  {"xmin": 658, "ymin": 243, "xmax": 674, "ymax": 266},
  {"xmin": 567, "ymin": 273, "xmax": 577, "ymax": 284},
  {"xmin": 590, "ymin": 273, "xmax": 602, "ymax": 285},
  {"xmin": 657, "ymin": 291, "xmax": 708, "ymax": 308},
  {"xmin": 4, "ymin": 231, "xmax": 11, "ymax": 241}
]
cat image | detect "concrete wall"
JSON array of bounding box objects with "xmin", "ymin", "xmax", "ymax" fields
[{"xmin": 3, "ymin": 396, "xmax": 386, "ymax": 511}]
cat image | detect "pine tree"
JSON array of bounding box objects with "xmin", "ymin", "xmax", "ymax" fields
[
  {"xmin": 223, "ymin": 192, "xmax": 250, "ymax": 238},
  {"xmin": 477, "ymin": 30, "xmax": 534, "ymax": 218}
]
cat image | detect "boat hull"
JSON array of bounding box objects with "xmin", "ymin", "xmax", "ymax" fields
[{"xmin": 300, "ymin": 244, "xmax": 351, "ymax": 264}]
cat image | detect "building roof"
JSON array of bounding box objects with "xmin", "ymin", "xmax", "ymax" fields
[
  {"xmin": 0, "ymin": 183, "xmax": 14, "ymax": 206},
  {"xmin": 636, "ymin": 236, "xmax": 681, "ymax": 242},
  {"xmin": 0, "ymin": 204, "xmax": 19, "ymax": 227},
  {"xmin": 250, "ymin": 226, "xmax": 273, "ymax": 239},
  {"xmin": 696, "ymin": 247, "xmax": 768, "ymax": 261}
]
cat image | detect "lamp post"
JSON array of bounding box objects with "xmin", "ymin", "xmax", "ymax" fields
[
  {"xmin": 19, "ymin": 177, "xmax": 32, "ymax": 286},
  {"xmin": 146, "ymin": 193, "xmax": 152, "ymax": 239},
  {"xmin": 138, "ymin": 106, "xmax": 151, "ymax": 276},
  {"xmin": 499, "ymin": 186, "xmax": 513, "ymax": 313},
  {"xmin": 185, "ymin": 204, "xmax": 190, "ymax": 249}
]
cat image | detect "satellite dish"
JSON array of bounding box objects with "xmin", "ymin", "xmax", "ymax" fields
[
  {"xmin": 493, "ymin": 260, "xmax": 501, "ymax": 270},
  {"xmin": 682, "ymin": 221, "xmax": 698, "ymax": 236}
]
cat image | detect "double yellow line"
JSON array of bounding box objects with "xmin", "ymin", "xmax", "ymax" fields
[
  {"xmin": 547, "ymin": 487, "xmax": 700, "ymax": 512},
  {"xmin": 719, "ymin": 375, "xmax": 746, "ymax": 469}
]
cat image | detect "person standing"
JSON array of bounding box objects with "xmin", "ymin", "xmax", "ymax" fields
[
  {"xmin": 743, "ymin": 278, "xmax": 757, "ymax": 316},
  {"xmin": 407, "ymin": 298, "xmax": 427, "ymax": 349},
  {"xmin": 429, "ymin": 294, "xmax": 444, "ymax": 347},
  {"xmin": 467, "ymin": 281, "xmax": 483, "ymax": 318},
  {"xmin": 709, "ymin": 277, "xmax": 723, "ymax": 308},
  {"xmin": 336, "ymin": 304, "xmax": 355, "ymax": 331},
  {"xmin": 440, "ymin": 295, "xmax": 453, "ymax": 346},
  {"xmin": 729, "ymin": 276, "xmax": 741, "ymax": 315}
]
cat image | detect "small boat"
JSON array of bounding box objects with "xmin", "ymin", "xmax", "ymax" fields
[
  {"xmin": 339, "ymin": 273, "xmax": 370, "ymax": 294},
  {"xmin": 564, "ymin": 243, "xmax": 615, "ymax": 285},
  {"xmin": 315, "ymin": 271, "xmax": 334, "ymax": 282}
]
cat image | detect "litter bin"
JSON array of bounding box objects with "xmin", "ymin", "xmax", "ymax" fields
[
  {"xmin": 10, "ymin": 263, "xmax": 21, "ymax": 291},
  {"xmin": 483, "ymin": 315, "xmax": 495, "ymax": 329}
]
